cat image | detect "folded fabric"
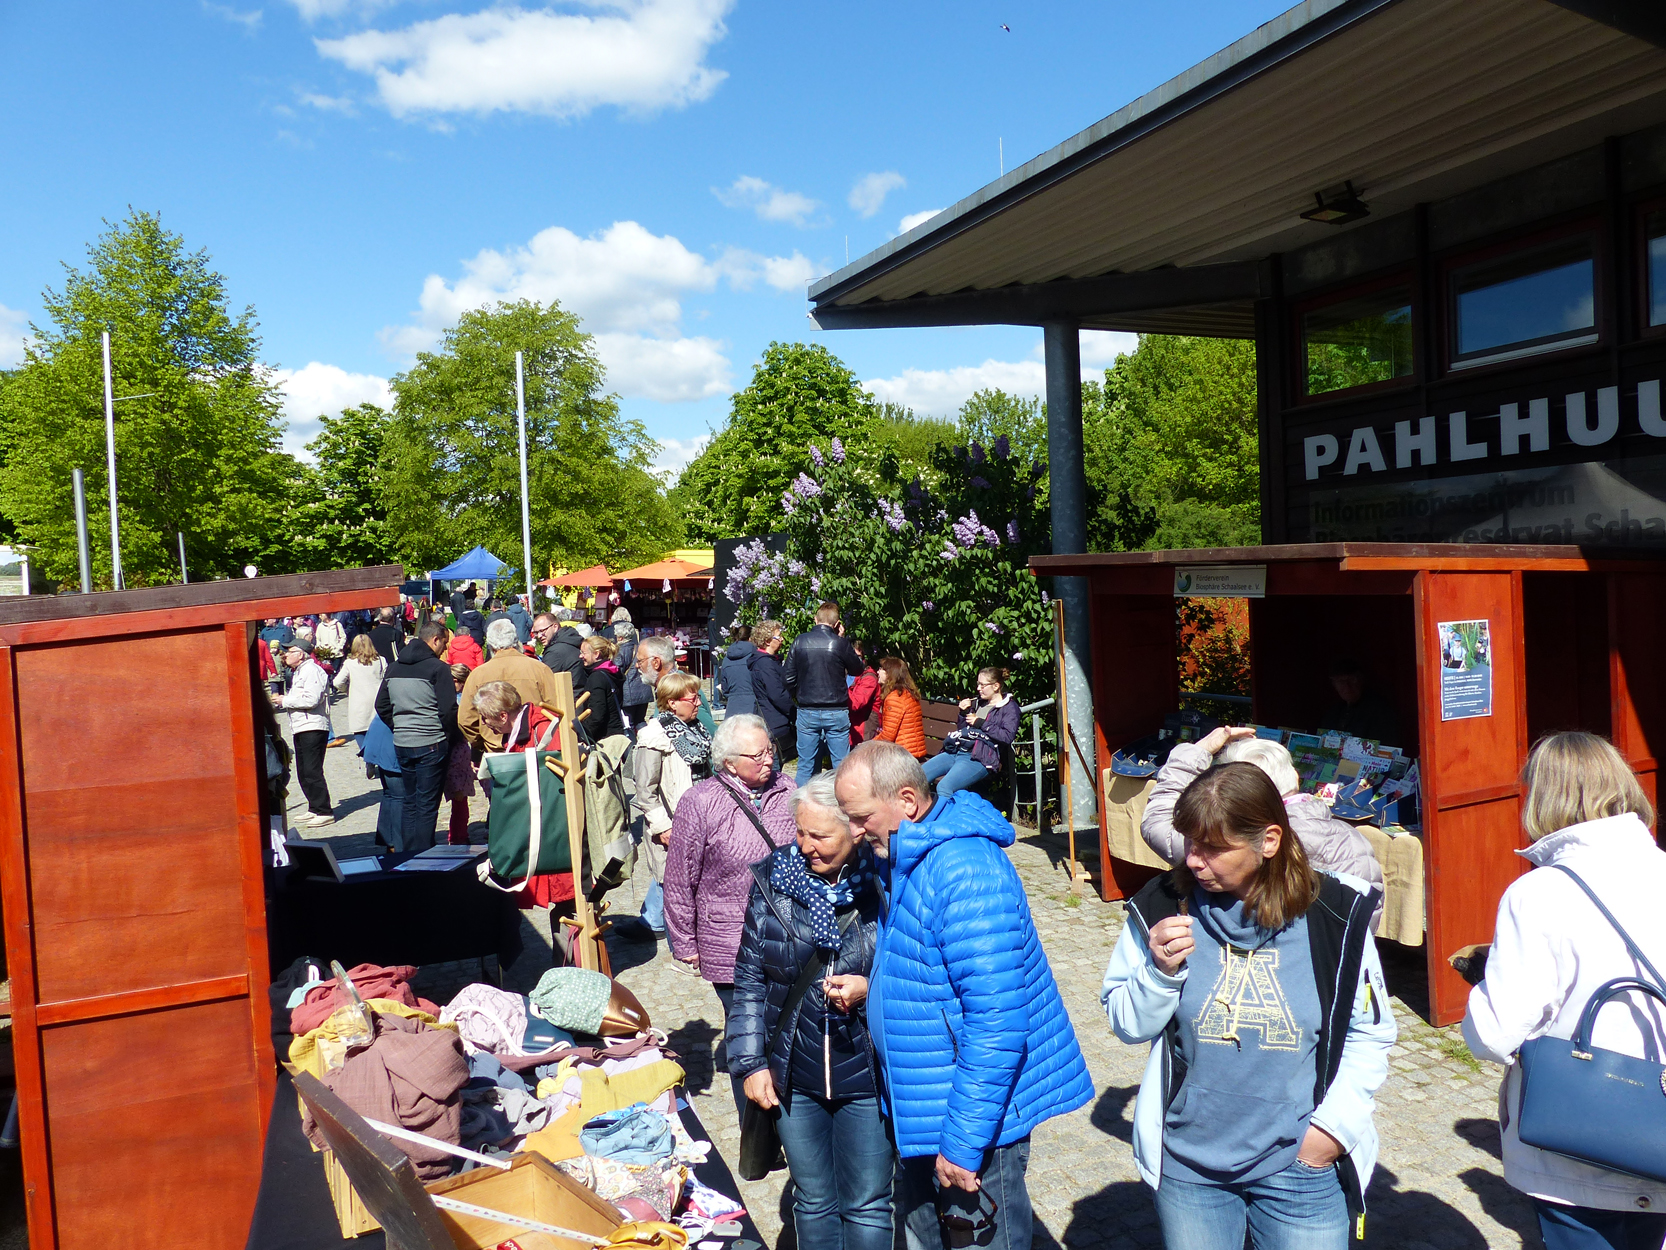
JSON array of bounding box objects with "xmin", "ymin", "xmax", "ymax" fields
[
  {"xmin": 441, "ymin": 983, "xmax": 527, "ymax": 1054},
  {"xmin": 529, "ymin": 968, "xmax": 613, "ymax": 1034},
  {"xmin": 521, "ymin": 1059, "xmax": 686, "ymax": 1165},
  {"xmin": 289, "ymin": 1000, "xmax": 457, "ymax": 1078},
  {"xmin": 551, "ymin": 1155, "xmax": 684, "ymax": 1222},
  {"xmin": 291, "ymin": 963, "xmax": 439, "ymax": 1035},
  {"xmin": 467, "ymin": 1051, "xmax": 530, "ymax": 1094},
  {"xmin": 301, "ymin": 1012, "xmax": 470, "ymax": 1181},
  {"xmin": 681, "ymin": 1176, "xmax": 746, "ymax": 1225},
  {"xmin": 580, "ymin": 1104, "xmax": 674, "ymax": 1164}
]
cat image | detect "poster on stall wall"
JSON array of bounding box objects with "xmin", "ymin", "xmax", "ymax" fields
[{"xmin": 1437, "ymin": 619, "xmax": 1493, "ymax": 721}]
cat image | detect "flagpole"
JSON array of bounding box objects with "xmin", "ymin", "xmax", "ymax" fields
[
  {"xmin": 102, "ymin": 330, "xmax": 123, "ymax": 589},
  {"xmin": 515, "ymin": 351, "xmax": 534, "ymax": 611}
]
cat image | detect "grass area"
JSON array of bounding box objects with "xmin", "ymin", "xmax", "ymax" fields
[{"xmin": 1436, "ymin": 1032, "xmax": 1483, "ymax": 1073}]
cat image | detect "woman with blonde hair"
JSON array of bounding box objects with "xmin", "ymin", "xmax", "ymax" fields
[
  {"xmin": 1464, "ymin": 732, "xmax": 1666, "ymax": 1249},
  {"xmin": 1103, "ymin": 762, "xmax": 1394, "ymax": 1250},
  {"xmin": 873, "ymin": 656, "xmax": 926, "ymax": 759},
  {"xmin": 619, "ymin": 670, "xmax": 711, "ymax": 942},
  {"xmin": 332, "ymin": 632, "xmax": 387, "ymax": 749}
]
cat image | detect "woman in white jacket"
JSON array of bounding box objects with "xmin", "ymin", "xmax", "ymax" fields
[
  {"xmin": 332, "ymin": 634, "xmax": 387, "ymax": 745},
  {"xmin": 1103, "ymin": 762, "xmax": 1395, "ymax": 1250},
  {"xmin": 1463, "ymin": 731, "xmax": 1666, "ymax": 1250},
  {"xmin": 619, "ymin": 671, "xmax": 711, "ymax": 942}
]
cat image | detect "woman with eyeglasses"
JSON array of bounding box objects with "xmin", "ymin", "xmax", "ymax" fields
[
  {"xmin": 622, "ymin": 671, "xmax": 711, "ymax": 941},
  {"xmin": 663, "ymin": 712, "xmax": 798, "ymax": 1114},
  {"xmin": 923, "ymin": 666, "xmax": 1019, "ymax": 796}
]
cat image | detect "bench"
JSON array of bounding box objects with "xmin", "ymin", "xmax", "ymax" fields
[{"xmin": 920, "ymin": 699, "xmax": 1017, "ymax": 819}]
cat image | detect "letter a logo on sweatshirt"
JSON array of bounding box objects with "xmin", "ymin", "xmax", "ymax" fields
[{"xmin": 1195, "ymin": 947, "xmax": 1302, "ymax": 1051}]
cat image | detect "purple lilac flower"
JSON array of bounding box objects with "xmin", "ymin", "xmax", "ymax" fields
[
  {"xmin": 1006, "ymin": 519, "xmax": 1020, "ymax": 544},
  {"xmin": 809, "ymin": 444, "xmax": 824, "ymax": 468},
  {"xmin": 788, "ymin": 559, "xmax": 807, "ymax": 577},
  {"xmin": 1011, "ymin": 652, "xmax": 1024, "ymax": 661},
  {"xmin": 993, "ymin": 434, "xmax": 1010, "ymax": 459},
  {"xmin": 877, "ymin": 498, "xmax": 907, "ymax": 532},
  {"xmin": 831, "ymin": 436, "xmax": 845, "ymax": 464},
  {"xmin": 970, "ymin": 476, "xmax": 991, "ymax": 490},
  {"xmin": 790, "ymin": 472, "xmax": 822, "ymax": 500},
  {"xmin": 983, "ymin": 621, "xmax": 1003, "ymax": 634},
  {"xmin": 969, "ymin": 442, "xmax": 986, "ymax": 464},
  {"xmin": 922, "ymin": 601, "xmax": 934, "ymax": 611},
  {"xmin": 1040, "ymin": 590, "xmax": 1050, "ymax": 605}
]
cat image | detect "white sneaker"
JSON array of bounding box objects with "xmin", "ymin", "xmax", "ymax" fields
[{"xmin": 303, "ymin": 812, "xmax": 335, "ymax": 828}]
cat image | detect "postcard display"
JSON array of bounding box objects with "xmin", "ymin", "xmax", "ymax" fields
[{"xmin": 1031, "ymin": 543, "xmax": 1666, "ymax": 1025}]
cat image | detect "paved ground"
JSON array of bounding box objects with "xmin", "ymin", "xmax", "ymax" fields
[{"xmin": 291, "ymin": 699, "xmax": 1542, "ymax": 1249}]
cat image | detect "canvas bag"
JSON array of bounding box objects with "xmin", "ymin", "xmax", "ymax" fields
[{"xmin": 481, "ymin": 706, "xmax": 571, "ymax": 889}]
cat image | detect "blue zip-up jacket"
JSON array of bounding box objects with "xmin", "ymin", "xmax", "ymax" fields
[{"xmin": 870, "ymin": 791, "xmax": 1093, "ymax": 1168}]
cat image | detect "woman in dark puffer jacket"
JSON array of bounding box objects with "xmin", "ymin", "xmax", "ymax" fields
[{"xmin": 728, "ymin": 772, "xmax": 890, "ymax": 1250}]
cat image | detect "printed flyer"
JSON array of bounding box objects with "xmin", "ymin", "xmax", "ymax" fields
[{"xmin": 1437, "ymin": 619, "xmax": 1493, "ymax": 720}]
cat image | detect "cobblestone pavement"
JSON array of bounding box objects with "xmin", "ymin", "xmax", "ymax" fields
[{"xmin": 290, "ymin": 702, "xmax": 1540, "ymax": 1249}]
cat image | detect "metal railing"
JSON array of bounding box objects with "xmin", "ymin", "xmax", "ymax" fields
[{"xmin": 1014, "ymin": 697, "xmax": 1055, "ymax": 833}]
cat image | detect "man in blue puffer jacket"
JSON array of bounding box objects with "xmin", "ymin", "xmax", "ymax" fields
[{"xmin": 836, "ymin": 741, "xmax": 1093, "ymax": 1250}]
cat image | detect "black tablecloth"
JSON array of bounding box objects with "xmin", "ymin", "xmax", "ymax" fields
[
  {"xmin": 245, "ymin": 1071, "xmax": 765, "ymax": 1250},
  {"xmin": 265, "ymin": 853, "xmax": 523, "ymax": 974}
]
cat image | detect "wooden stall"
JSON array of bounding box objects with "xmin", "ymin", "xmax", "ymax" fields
[
  {"xmin": 0, "ymin": 566, "xmax": 402, "ymax": 1250},
  {"xmin": 1032, "ymin": 542, "xmax": 1666, "ymax": 1026}
]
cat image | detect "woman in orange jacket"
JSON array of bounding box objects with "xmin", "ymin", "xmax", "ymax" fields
[{"xmin": 874, "ymin": 656, "xmax": 927, "ymax": 759}]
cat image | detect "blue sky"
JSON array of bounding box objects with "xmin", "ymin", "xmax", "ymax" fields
[{"xmin": 0, "ymin": 0, "xmax": 1290, "ymax": 472}]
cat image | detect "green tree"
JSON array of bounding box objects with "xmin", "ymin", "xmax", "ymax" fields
[
  {"xmin": 868, "ymin": 401, "xmax": 956, "ymax": 487},
  {"xmin": 957, "ymin": 388, "xmax": 1049, "ymax": 471},
  {"xmin": 672, "ymin": 342, "xmax": 878, "ymax": 541},
  {"xmin": 381, "ymin": 300, "xmax": 681, "ymax": 577},
  {"xmin": 287, "ymin": 402, "xmax": 396, "ymax": 570},
  {"xmin": 1083, "ymin": 335, "xmax": 1260, "ymax": 552},
  {"xmin": 0, "ymin": 210, "xmax": 298, "ymax": 587}
]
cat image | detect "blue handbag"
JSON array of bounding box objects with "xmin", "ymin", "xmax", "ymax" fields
[{"xmin": 1515, "ymin": 866, "xmax": 1666, "ymax": 1183}]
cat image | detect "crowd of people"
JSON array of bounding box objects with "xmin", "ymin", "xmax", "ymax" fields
[{"xmin": 259, "ymin": 589, "xmax": 1666, "ymax": 1250}]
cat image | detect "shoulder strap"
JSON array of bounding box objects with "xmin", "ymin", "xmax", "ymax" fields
[
  {"xmin": 721, "ymin": 779, "xmax": 778, "ymax": 858},
  {"xmin": 766, "ymin": 909, "xmax": 859, "ymax": 1057},
  {"xmin": 1553, "ymin": 865, "xmax": 1666, "ymax": 991}
]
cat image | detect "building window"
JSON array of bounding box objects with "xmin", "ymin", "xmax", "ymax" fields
[
  {"xmin": 1647, "ymin": 211, "xmax": 1666, "ymax": 327},
  {"xmin": 1302, "ymin": 287, "xmax": 1414, "ymax": 396},
  {"xmin": 1450, "ymin": 236, "xmax": 1596, "ymax": 369}
]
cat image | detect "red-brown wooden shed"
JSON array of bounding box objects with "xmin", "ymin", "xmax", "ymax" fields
[
  {"xmin": 1031, "ymin": 542, "xmax": 1666, "ymax": 1025},
  {"xmin": 0, "ymin": 566, "xmax": 402, "ymax": 1250}
]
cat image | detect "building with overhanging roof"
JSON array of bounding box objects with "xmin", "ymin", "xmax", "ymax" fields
[{"xmin": 810, "ymin": 0, "xmax": 1666, "ymax": 831}]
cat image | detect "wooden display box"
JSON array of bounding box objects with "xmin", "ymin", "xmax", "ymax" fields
[{"xmin": 1031, "ymin": 542, "xmax": 1666, "ymax": 1025}]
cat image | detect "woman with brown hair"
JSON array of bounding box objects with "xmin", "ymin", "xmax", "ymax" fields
[
  {"xmin": 922, "ymin": 665, "xmax": 1018, "ymax": 794},
  {"xmin": 1102, "ymin": 762, "xmax": 1395, "ymax": 1250},
  {"xmin": 872, "ymin": 656, "xmax": 926, "ymax": 758}
]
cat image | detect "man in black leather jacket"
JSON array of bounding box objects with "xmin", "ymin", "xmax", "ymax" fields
[{"xmin": 783, "ymin": 602, "xmax": 864, "ymax": 784}]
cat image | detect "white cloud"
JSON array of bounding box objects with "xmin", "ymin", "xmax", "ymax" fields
[
  {"xmin": 713, "ymin": 176, "xmax": 817, "ymax": 226},
  {"xmin": 382, "ymin": 220, "xmax": 811, "ymax": 402},
  {"xmin": 204, "ymin": 2, "xmax": 263, "ymax": 29},
  {"xmin": 271, "ymin": 362, "xmax": 392, "ymax": 457},
  {"xmin": 316, "ymin": 0, "xmax": 733, "ymax": 119},
  {"xmin": 652, "ymin": 434, "xmax": 710, "ymax": 478},
  {"xmin": 300, "ymin": 90, "xmax": 356, "ymax": 112},
  {"xmin": 848, "ymin": 171, "xmax": 905, "ymax": 218},
  {"xmin": 288, "ymin": 0, "xmax": 395, "ymax": 19},
  {"xmin": 864, "ymin": 332, "xmax": 1136, "ymax": 417},
  {"xmin": 897, "ymin": 208, "xmax": 943, "ymax": 234},
  {"xmin": 0, "ymin": 304, "xmax": 27, "ymax": 370}
]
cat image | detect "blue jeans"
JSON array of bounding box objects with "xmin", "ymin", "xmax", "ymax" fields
[
  {"xmin": 796, "ymin": 708, "xmax": 853, "ymax": 784},
  {"xmin": 898, "ymin": 1137, "xmax": 1031, "ymax": 1250},
  {"xmin": 712, "ymin": 984, "xmax": 747, "ymax": 1121},
  {"xmin": 923, "ymin": 752, "xmax": 990, "ymax": 796},
  {"xmin": 774, "ymin": 1092, "xmax": 893, "ymax": 1250},
  {"xmin": 1155, "ymin": 1159, "xmax": 1349, "ymax": 1250},
  {"xmin": 395, "ymin": 741, "xmax": 448, "ymax": 852},
  {"xmin": 375, "ymin": 767, "xmax": 405, "ymax": 849},
  {"xmin": 1536, "ymin": 1198, "xmax": 1666, "ymax": 1250},
  {"xmin": 640, "ymin": 880, "xmax": 665, "ymax": 932}
]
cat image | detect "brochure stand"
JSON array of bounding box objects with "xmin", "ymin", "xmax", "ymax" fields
[
  {"xmin": 1031, "ymin": 542, "xmax": 1666, "ymax": 1025},
  {"xmin": 0, "ymin": 566, "xmax": 403, "ymax": 1250}
]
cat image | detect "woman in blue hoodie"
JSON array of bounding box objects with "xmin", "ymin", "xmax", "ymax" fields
[{"xmin": 1102, "ymin": 762, "xmax": 1395, "ymax": 1250}]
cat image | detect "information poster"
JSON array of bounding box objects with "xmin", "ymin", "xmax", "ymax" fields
[{"xmin": 1437, "ymin": 619, "xmax": 1493, "ymax": 721}]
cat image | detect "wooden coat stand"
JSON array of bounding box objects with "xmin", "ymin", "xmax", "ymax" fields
[{"xmin": 535, "ymin": 677, "xmax": 606, "ymax": 973}]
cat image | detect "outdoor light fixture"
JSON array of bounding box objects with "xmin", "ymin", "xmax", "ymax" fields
[{"xmin": 1300, "ymin": 181, "xmax": 1370, "ymax": 226}]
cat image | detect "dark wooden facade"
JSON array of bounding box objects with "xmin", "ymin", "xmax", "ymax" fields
[
  {"xmin": 0, "ymin": 566, "xmax": 402, "ymax": 1250},
  {"xmin": 1032, "ymin": 543, "xmax": 1666, "ymax": 1026}
]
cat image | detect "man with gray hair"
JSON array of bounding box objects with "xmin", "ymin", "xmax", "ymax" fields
[
  {"xmin": 835, "ymin": 741, "xmax": 1092, "ymax": 1250},
  {"xmin": 456, "ymin": 618, "xmax": 560, "ymax": 751}
]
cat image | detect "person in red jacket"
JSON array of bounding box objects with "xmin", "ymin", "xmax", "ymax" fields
[
  {"xmin": 847, "ymin": 639, "xmax": 880, "ymax": 749},
  {"xmin": 446, "ymin": 628, "xmax": 484, "ymax": 670}
]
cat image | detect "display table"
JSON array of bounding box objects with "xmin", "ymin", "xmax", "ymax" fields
[
  {"xmin": 265, "ymin": 853, "xmax": 524, "ymax": 974},
  {"xmin": 245, "ymin": 1071, "xmax": 764, "ymax": 1250},
  {"xmin": 1102, "ymin": 771, "xmax": 1426, "ymax": 945}
]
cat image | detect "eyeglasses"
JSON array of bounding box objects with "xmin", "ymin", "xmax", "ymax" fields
[
  {"xmin": 937, "ymin": 1193, "xmax": 1000, "ymax": 1249},
  {"xmin": 738, "ymin": 745, "xmax": 776, "ymax": 763}
]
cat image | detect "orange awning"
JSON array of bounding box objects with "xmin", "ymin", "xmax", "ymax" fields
[
  {"xmin": 539, "ymin": 564, "xmax": 613, "ymax": 589},
  {"xmin": 613, "ymin": 558, "xmax": 713, "ymax": 582}
]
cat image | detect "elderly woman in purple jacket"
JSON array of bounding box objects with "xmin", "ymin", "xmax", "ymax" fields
[
  {"xmin": 664, "ymin": 712, "xmax": 797, "ymax": 1111},
  {"xmin": 922, "ymin": 666, "xmax": 1020, "ymax": 796}
]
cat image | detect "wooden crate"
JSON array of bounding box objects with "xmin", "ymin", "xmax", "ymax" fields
[{"xmin": 323, "ymin": 1148, "xmax": 382, "ymax": 1238}]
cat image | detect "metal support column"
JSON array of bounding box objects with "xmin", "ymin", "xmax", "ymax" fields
[{"xmin": 1043, "ymin": 320, "xmax": 1098, "ymax": 836}]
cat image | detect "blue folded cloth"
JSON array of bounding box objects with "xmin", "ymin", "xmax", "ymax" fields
[{"xmin": 579, "ymin": 1103, "xmax": 674, "ymax": 1164}]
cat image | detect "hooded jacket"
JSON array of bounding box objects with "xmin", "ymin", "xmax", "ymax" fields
[
  {"xmin": 376, "ymin": 640, "xmax": 458, "ymax": 748},
  {"xmin": 580, "ymin": 660, "xmax": 626, "ymax": 740},
  {"xmin": 1141, "ymin": 743, "xmax": 1385, "ymax": 924},
  {"xmin": 728, "ymin": 846, "xmax": 883, "ymax": 1103},
  {"xmin": 540, "ymin": 626, "xmax": 586, "ymax": 687},
  {"xmin": 869, "ymin": 790, "xmax": 1093, "ymax": 1167},
  {"xmin": 1104, "ymin": 870, "xmax": 1393, "ymax": 1244},
  {"xmin": 783, "ymin": 623, "xmax": 863, "ymax": 709},
  {"xmin": 445, "ymin": 632, "xmax": 484, "ymax": 671},
  {"xmin": 718, "ymin": 641, "xmax": 757, "ymax": 715},
  {"xmin": 748, "ymin": 649, "xmax": 794, "ymax": 739},
  {"xmin": 1462, "ymin": 813, "xmax": 1666, "ymax": 1213},
  {"xmin": 847, "ymin": 666, "xmax": 879, "ymax": 746}
]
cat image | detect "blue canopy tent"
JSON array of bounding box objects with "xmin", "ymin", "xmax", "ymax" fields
[{"xmin": 426, "ymin": 546, "xmax": 515, "ymax": 604}]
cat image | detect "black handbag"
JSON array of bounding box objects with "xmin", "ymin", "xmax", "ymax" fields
[
  {"xmin": 737, "ymin": 951, "xmax": 823, "ymax": 1181},
  {"xmin": 1516, "ymin": 866, "xmax": 1666, "ymax": 1182}
]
